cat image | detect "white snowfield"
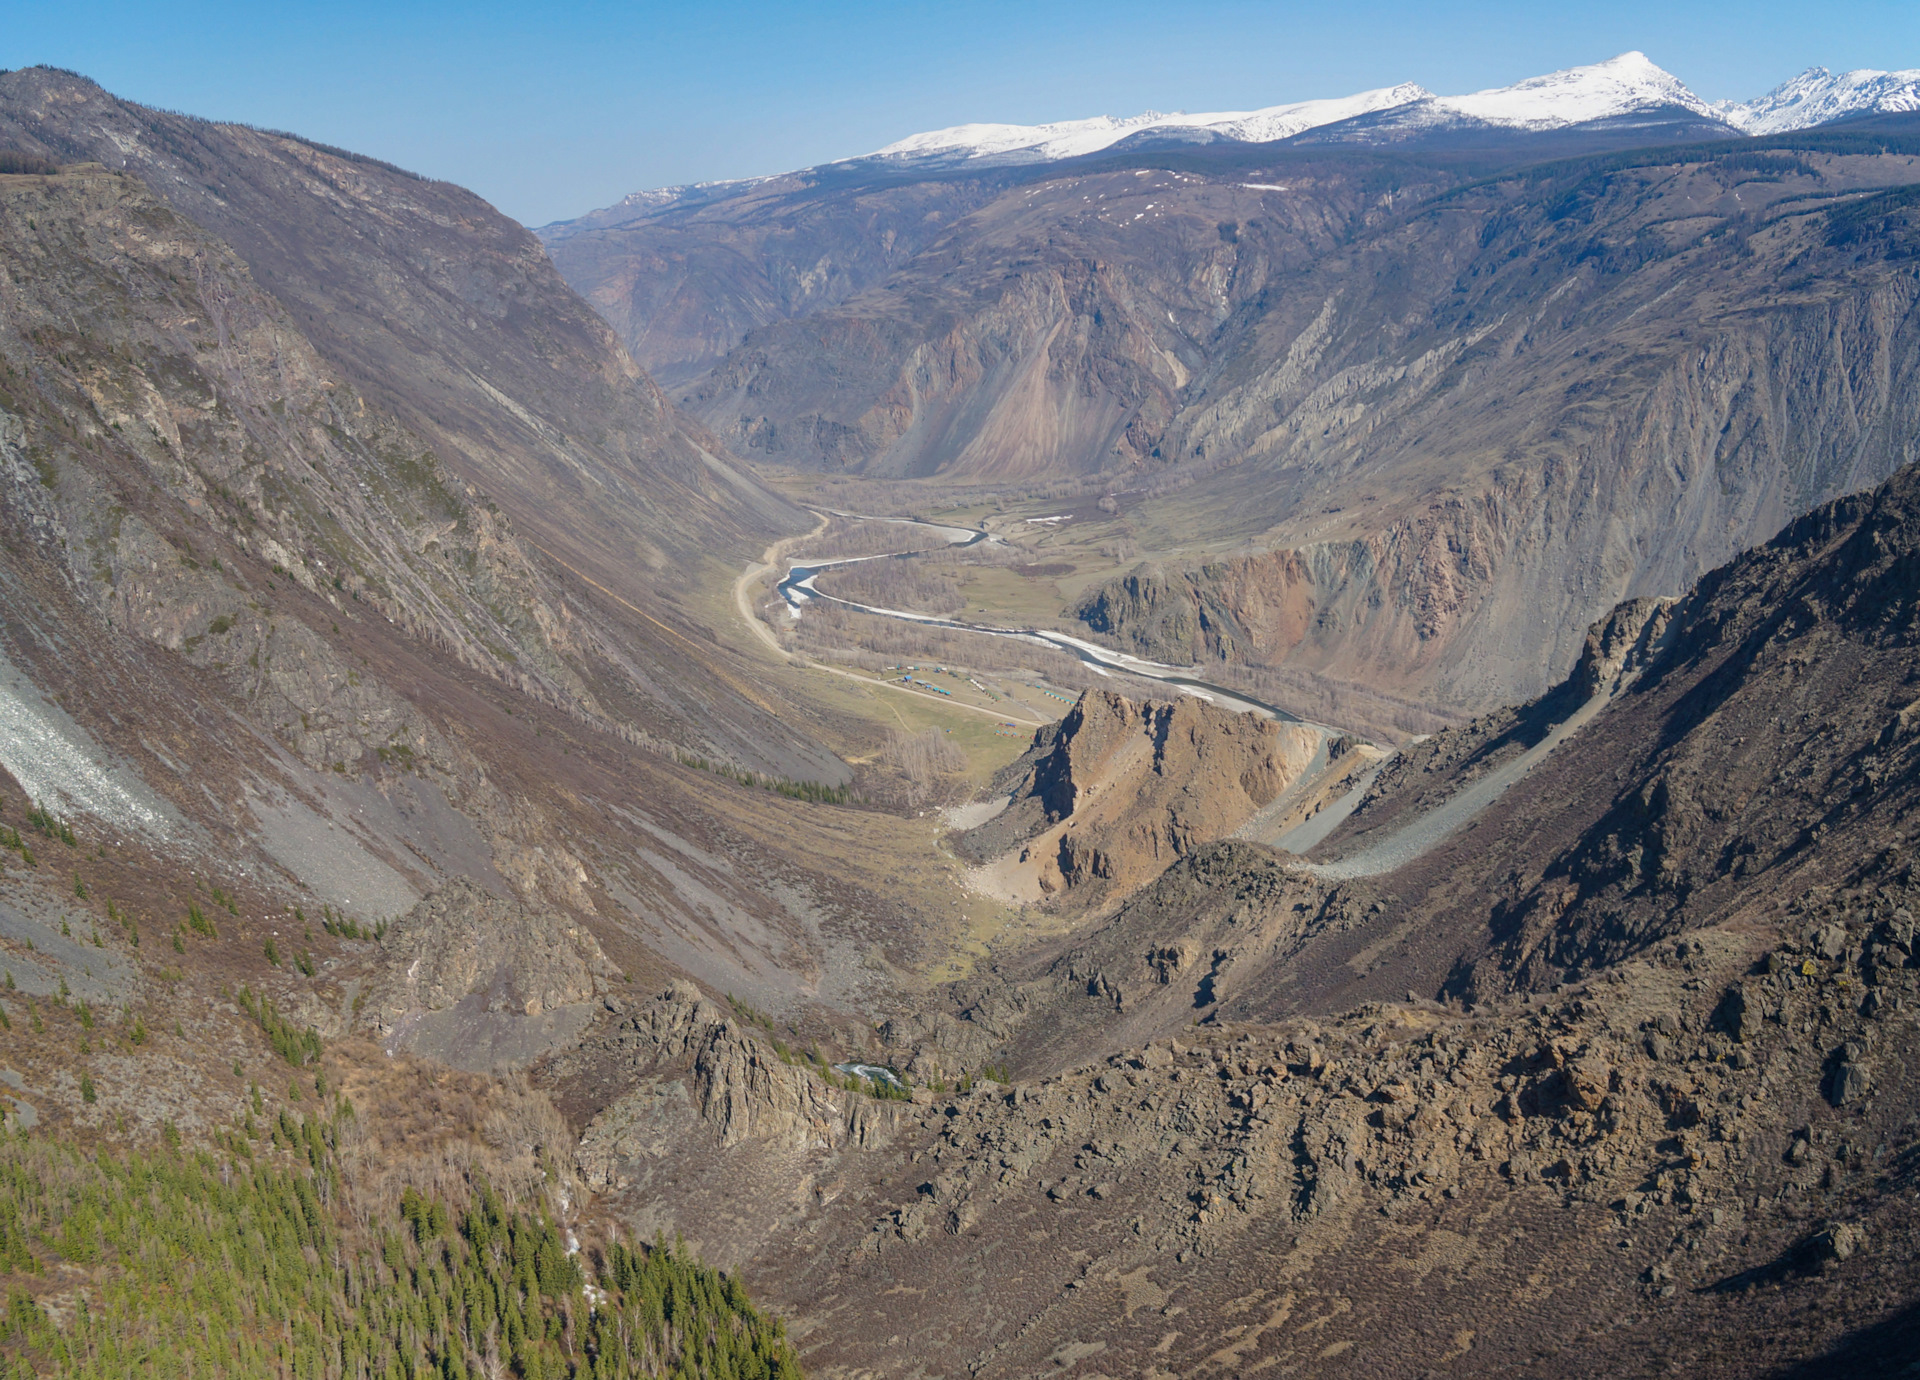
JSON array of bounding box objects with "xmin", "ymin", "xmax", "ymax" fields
[
  {"xmin": 1423, "ymin": 50, "xmax": 1712, "ymax": 129},
  {"xmin": 859, "ymin": 52, "xmax": 1920, "ymax": 170},
  {"xmin": 869, "ymin": 82, "xmax": 1431, "ymax": 164}
]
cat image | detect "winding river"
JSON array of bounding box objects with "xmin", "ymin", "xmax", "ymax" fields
[
  {"xmin": 774, "ymin": 514, "xmax": 1640, "ymax": 874},
  {"xmin": 778, "ymin": 514, "xmax": 1306, "ymax": 724}
]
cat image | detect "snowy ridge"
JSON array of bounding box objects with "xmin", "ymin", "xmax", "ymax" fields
[
  {"xmin": 862, "ymin": 53, "xmax": 1720, "ymax": 167},
  {"xmin": 1719, "ymin": 66, "xmax": 1920, "ymax": 135},
  {"xmin": 609, "ymin": 177, "xmax": 769, "ymax": 211},
  {"xmin": 870, "ymin": 83, "xmax": 1432, "ymax": 165},
  {"xmin": 577, "ymin": 50, "xmax": 1920, "ymax": 223},
  {"xmin": 1420, "ymin": 51, "xmax": 1715, "ymax": 129}
]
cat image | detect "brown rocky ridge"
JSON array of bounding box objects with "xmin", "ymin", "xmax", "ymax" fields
[{"xmin": 956, "ymin": 688, "xmax": 1324, "ymax": 905}]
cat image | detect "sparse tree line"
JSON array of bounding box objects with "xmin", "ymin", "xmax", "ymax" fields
[
  {"xmin": 811, "ymin": 558, "xmax": 966, "ymax": 617},
  {"xmin": 807, "ymin": 538, "xmax": 1029, "ymax": 620},
  {"xmin": 3, "ymin": 950, "xmax": 799, "ymax": 1380},
  {"xmin": 673, "ymin": 753, "xmax": 851, "ymax": 806},
  {"xmin": 778, "ymin": 468, "xmax": 1128, "ymax": 518},
  {"xmin": 876, "ymin": 728, "xmax": 968, "ymax": 810},
  {"xmin": 0, "ymin": 151, "xmax": 58, "ymax": 177}
]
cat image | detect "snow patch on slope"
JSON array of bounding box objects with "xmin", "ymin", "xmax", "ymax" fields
[{"xmin": 861, "ymin": 53, "xmax": 1718, "ymax": 167}]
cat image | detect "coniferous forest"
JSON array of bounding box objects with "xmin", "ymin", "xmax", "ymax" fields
[{"xmin": 0, "ymin": 1104, "xmax": 801, "ymax": 1380}]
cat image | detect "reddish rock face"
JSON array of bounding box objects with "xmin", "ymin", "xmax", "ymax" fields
[{"xmin": 960, "ymin": 688, "xmax": 1322, "ymax": 904}]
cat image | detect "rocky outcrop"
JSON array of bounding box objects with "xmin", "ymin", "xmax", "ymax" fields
[
  {"xmin": 875, "ymin": 1009, "xmax": 998, "ymax": 1084},
  {"xmin": 567, "ymin": 982, "xmax": 914, "ymax": 1188},
  {"xmin": 1568, "ymin": 595, "xmax": 1676, "ymax": 699},
  {"xmin": 959, "ymin": 689, "xmax": 1322, "ymax": 903},
  {"xmin": 560, "ymin": 886, "xmax": 1920, "ymax": 1379},
  {"xmin": 362, "ymin": 879, "xmax": 617, "ymax": 1033}
]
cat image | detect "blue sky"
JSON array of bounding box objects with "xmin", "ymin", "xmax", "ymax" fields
[{"xmin": 5, "ymin": 1, "xmax": 1916, "ymax": 226}]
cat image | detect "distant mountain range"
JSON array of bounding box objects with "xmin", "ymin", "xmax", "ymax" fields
[
  {"xmin": 864, "ymin": 52, "xmax": 1719, "ymax": 166},
  {"xmin": 536, "ymin": 48, "xmax": 1920, "ymax": 724},
  {"xmin": 547, "ymin": 52, "xmax": 1920, "ymax": 230}
]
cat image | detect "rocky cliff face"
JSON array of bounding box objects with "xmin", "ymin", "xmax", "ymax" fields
[
  {"xmin": 358, "ymin": 879, "xmax": 619, "ymax": 1071},
  {"xmin": 1071, "ymin": 140, "xmax": 1920, "ymax": 711},
  {"xmin": 958, "ymin": 688, "xmax": 1322, "ymax": 903},
  {"xmin": 565, "ymin": 981, "xmax": 912, "ymax": 1165},
  {"xmin": 670, "ymin": 158, "xmax": 1418, "ymax": 479},
  {"xmin": 539, "ymin": 173, "xmax": 1012, "ymax": 386}
]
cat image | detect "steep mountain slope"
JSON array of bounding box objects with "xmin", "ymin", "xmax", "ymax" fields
[
  {"xmin": 539, "ymin": 169, "xmax": 1016, "ymax": 385},
  {"xmin": 538, "ymin": 456, "xmax": 1920, "ymax": 1380},
  {"xmin": 0, "ymin": 158, "xmax": 966, "ymax": 1037},
  {"xmin": 534, "ymin": 50, "xmax": 1845, "ymax": 399},
  {"xmin": 0, "ymin": 133, "xmax": 1046, "ymax": 1379},
  {"xmin": 672, "ymin": 151, "xmax": 1473, "ymax": 478},
  {"xmin": 537, "ymin": 54, "xmax": 1754, "ymax": 398},
  {"xmin": 1071, "ymin": 129, "xmax": 1920, "ymax": 710},
  {"xmin": 0, "ymin": 67, "xmax": 828, "ymax": 781}
]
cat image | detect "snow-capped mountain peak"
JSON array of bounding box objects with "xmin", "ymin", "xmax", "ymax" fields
[
  {"xmin": 581, "ymin": 50, "xmax": 1920, "ymax": 223},
  {"xmin": 1719, "ymin": 65, "xmax": 1920, "ymax": 135},
  {"xmin": 1425, "ymin": 51, "xmax": 1714, "ymax": 129}
]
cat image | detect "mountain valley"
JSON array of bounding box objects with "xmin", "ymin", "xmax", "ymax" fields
[{"xmin": 0, "ymin": 46, "xmax": 1919, "ymax": 1380}]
